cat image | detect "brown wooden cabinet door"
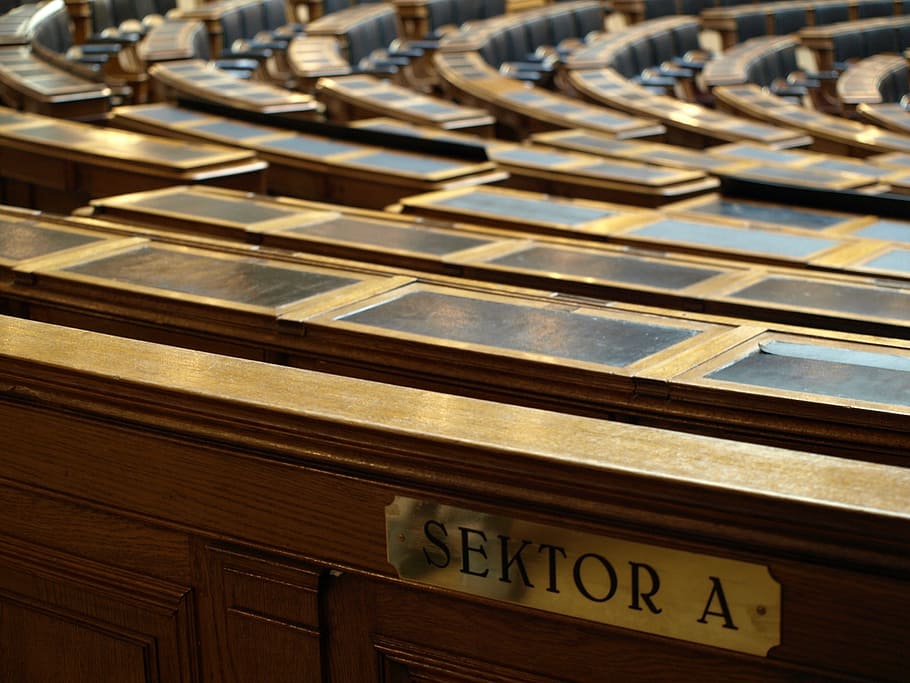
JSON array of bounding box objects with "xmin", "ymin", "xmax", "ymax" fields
[
  {"xmin": 0, "ymin": 536, "xmax": 197, "ymax": 683},
  {"xmin": 195, "ymin": 543, "xmax": 327, "ymax": 683}
]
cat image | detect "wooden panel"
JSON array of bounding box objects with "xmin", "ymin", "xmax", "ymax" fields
[
  {"xmin": 0, "ymin": 317, "xmax": 908, "ymax": 680},
  {"xmin": 197, "ymin": 545, "xmax": 325, "ymax": 683},
  {"xmin": 0, "ymin": 536, "xmax": 197, "ymax": 683}
]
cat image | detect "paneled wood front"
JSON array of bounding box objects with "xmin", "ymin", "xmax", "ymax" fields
[{"xmin": 0, "ymin": 315, "xmax": 908, "ymax": 681}]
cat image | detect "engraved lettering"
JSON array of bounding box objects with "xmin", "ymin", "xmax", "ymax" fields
[
  {"xmin": 538, "ymin": 543, "xmax": 567, "ymax": 594},
  {"xmin": 629, "ymin": 561, "xmax": 662, "ymax": 614},
  {"xmin": 422, "ymin": 519, "xmax": 450, "ymax": 569},
  {"xmin": 459, "ymin": 526, "xmax": 489, "ymax": 577},
  {"xmin": 498, "ymin": 536, "xmax": 535, "ymax": 587},
  {"xmin": 697, "ymin": 576, "xmax": 739, "ymax": 630},
  {"xmin": 573, "ymin": 552, "xmax": 618, "ymax": 603}
]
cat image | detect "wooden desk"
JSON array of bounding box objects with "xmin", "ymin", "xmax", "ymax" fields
[
  {"xmin": 713, "ymin": 84, "xmax": 910, "ymax": 157},
  {"xmin": 0, "ymin": 47, "xmax": 112, "ymax": 121},
  {"xmin": 112, "ymin": 103, "xmax": 507, "ymax": 209},
  {"xmin": 1, "ymin": 315, "xmax": 908, "ymax": 681},
  {"xmin": 395, "ymin": 185, "xmax": 866, "ymax": 265},
  {"xmin": 3, "ymin": 202, "xmax": 910, "ymax": 458},
  {"xmin": 0, "ymin": 1, "xmax": 63, "ymax": 47},
  {"xmin": 149, "ymin": 60, "xmax": 323, "ymax": 117},
  {"xmin": 486, "ymin": 141, "xmax": 720, "ymax": 207},
  {"xmin": 315, "ymin": 74, "xmax": 496, "ymax": 134},
  {"xmin": 433, "ymin": 49, "xmax": 665, "ymax": 141},
  {"xmin": 563, "ymin": 68, "xmax": 812, "ymax": 148},
  {"xmin": 857, "ymin": 102, "xmax": 910, "ymax": 136},
  {"xmin": 836, "ymin": 54, "xmax": 908, "ymax": 113},
  {"xmin": 0, "ymin": 106, "xmax": 266, "ymax": 211},
  {"xmin": 82, "ymin": 184, "xmax": 910, "ymax": 328}
]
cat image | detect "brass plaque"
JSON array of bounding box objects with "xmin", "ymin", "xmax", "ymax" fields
[{"xmin": 386, "ymin": 497, "xmax": 781, "ymax": 656}]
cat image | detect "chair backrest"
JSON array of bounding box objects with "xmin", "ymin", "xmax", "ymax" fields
[
  {"xmin": 879, "ymin": 62, "xmax": 909, "ymax": 102},
  {"xmin": 813, "ymin": 2, "xmax": 850, "ymax": 26},
  {"xmin": 863, "ymin": 25, "xmax": 899, "ymax": 56},
  {"xmin": 832, "ymin": 30, "xmax": 865, "ymax": 64},
  {"xmin": 219, "ymin": 6, "xmax": 245, "ymax": 48},
  {"xmin": 644, "ymin": 0, "xmax": 678, "ymax": 20},
  {"xmin": 32, "ymin": 5, "xmax": 72, "ymax": 53},
  {"xmin": 735, "ymin": 11, "xmax": 767, "ymax": 42},
  {"xmin": 772, "ymin": 7, "xmax": 807, "ymax": 36},
  {"xmin": 479, "ymin": 0, "xmax": 505, "ymax": 19},
  {"xmin": 611, "ymin": 47, "xmax": 637, "ymax": 77},
  {"xmin": 547, "ymin": 9, "xmax": 576, "ymax": 45},
  {"xmin": 425, "ymin": 0, "xmax": 456, "ymax": 36},
  {"xmin": 856, "ymin": 0, "xmax": 893, "ymax": 19},
  {"xmin": 111, "ymin": 0, "xmax": 157, "ymax": 26},
  {"xmin": 650, "ymin": 28, "xmax": 676, "ymax": 64},
  {"xmin": 90, "ymin": 0, "xmax": 114, "ymax": 33},
  {"xmin": 680, "ymin": 0, "xmax": 711, "ymax": 15},
  {"xmin": 524, "ymin": 15, "xmax": 551, "ymax": 49},
  {"xmin": 571, "ymin": 3, "xmax": 604, "ymax": 38},
  {"xmin": 238, "ymin": 1, "xmax": 266, "ymax": 37},
  {"xmin": 262, "ymin": 0, "xmax": 288, "ymax": 29},
  {"xmin": 322, "ymin": 0, "xmax": 354, "ymax": 14},
  {"xmin": 503, "ymin": 22, "xmax": 531, "ymax": 61},
  {"xmin": 628, "ymin": 35, "xmax": 655, "ymax": 72},
  {"xmin": 672, "ymin": 22, "xmax": 701, "ymax": 54},
  {"xmin": 478, "ymin": 29, "xmax": 508, "ymax": 66}
]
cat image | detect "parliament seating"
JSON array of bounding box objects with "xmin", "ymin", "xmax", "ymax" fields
[
  {"xmin": 170, "ymin": 0, "xmax": 297, "ymax": 78},
  {"xmin": 836, "ymin": 53, "xmax": 909, "ymax": 116},
  {"xmin": 296, "ymin": 0, "xmax": 383, "ymax": 21},
  {"xmin": 111, "ymin": 102, "xmax": 507, "ymax": 209},
  {"xmin": 485, "ymin": 140, "xmax": 721, "ymax": 206},
  {"xmin": 712, "ymin": 82, "xmax": 910, "ymax": 156},
  {"xmin": 432, "ymin": 3, "xmax": 666, "ymax": 141},
  {"xmin": 0, "ymin": 105, "xmax": 266, "ymax": 211},
  {"xmin": 0, "ymin": 314, "xmax": 908, "ymax": 681},
  {"xmin": 799, "ymin": 15, "xmax": 910, "ymax": 74},
  {"xmin": 701, "ymin": 0, "xmax": 909, "ymax": 51},
  {"xmin": 0, "ymin": 0, "xmax": 124, "ymax": 117},
  {"xmin": 0, "ymin": 200, "xmax": 908, "ymax": 463},
  {"xmin": 856, "ymin": 101, "xmax": 910, "ymax": 136},
  {"xmin": 393, "ymin": 0, "xmax": 507, "ymax": 41},
  {"xmin": 82, "ymin": 183, "xmax": 910, "ymax": 311},
  {"xmin": 434, "ymin": 48, "xmax": 666, "ymax": 140},
  {"xmin": 138, "ymin": 17, "xmax": 210, "ymax": 63},
  {"xmin": 558, "ymin": 17, "xmax": 821, "ymax": 146},
  {"xmin": 314, "ymin": 73, "xmax": 496, "ymax": 134},
  {"xmin": 391, "ymin": 184, "xmax": 899, "ymax": 270},
  {"xmin": 0, "ymin": 1, "xmax": 64, "ymax": 47},
  {"xmin": 286, "ymin": 3, "xmax": 424, "ymax": 89},
  {"xmin": 530, "ymin": 128, "xmax": 903, "ymax": 187},
  {"xmin": 148, "ymin": 59, "xmax": 322, "ymax": 116},
  {"xmin": 561, "ymin": 61, "xmax": 812, "ymax": 148},
  {"xmin": 3, "ymin": 0, "xmax": 910, "ymax": 678}
]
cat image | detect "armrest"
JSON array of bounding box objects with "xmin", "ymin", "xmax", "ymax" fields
[
  {"xmin": 634, "ymin": 69, "xmax": 677, "ymax": 88},
  {"xmin": 672, "ymin": 49, "xmax": 712, "ymax": 71},
  {"xmin": 657, "ymin": 62, "xmax": 694, "ymax": 79},
  {"xmin": 769, "ymin": 78, "xmax": 808, "ymax": 97},
  {"xmin": 77, "ymin": 42, "xmax": 125, "ymax": 55},
  {"xmin": 388, "ymin": 46, "xmax": 424, "ymax": 60},
  {"xmin": 86, "ymin": 30, "xmax": 142, "ymax": 45},
  {"xmin": 65, "ymin": 46, "xmax": 112, "ymax": 65},
  {"xmin": 406, "ymin": 39, "xmax": 441, "ymax": 50},
  {"xmin": 221, "ymin": 42, "xmax": 273, "ymax": 61},
  {"xmin": 785, "ymin": 71, "xmax": 821, "ymax": 89}
]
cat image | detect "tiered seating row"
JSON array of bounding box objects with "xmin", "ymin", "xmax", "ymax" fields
[
  {"xmin": 1, "ymin": 312, "xmax": 908, "ymax": 682},
  {"xmin": 1, "ymin": 194, "xmax": 908, "ymax": 465},
  {"xmin": 110, "ymin": 103, "xmax": 507, "ymax": 209},
  {"xmin": 0, "ymin": 105, "xmax": 266, "ymax": 211}
]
